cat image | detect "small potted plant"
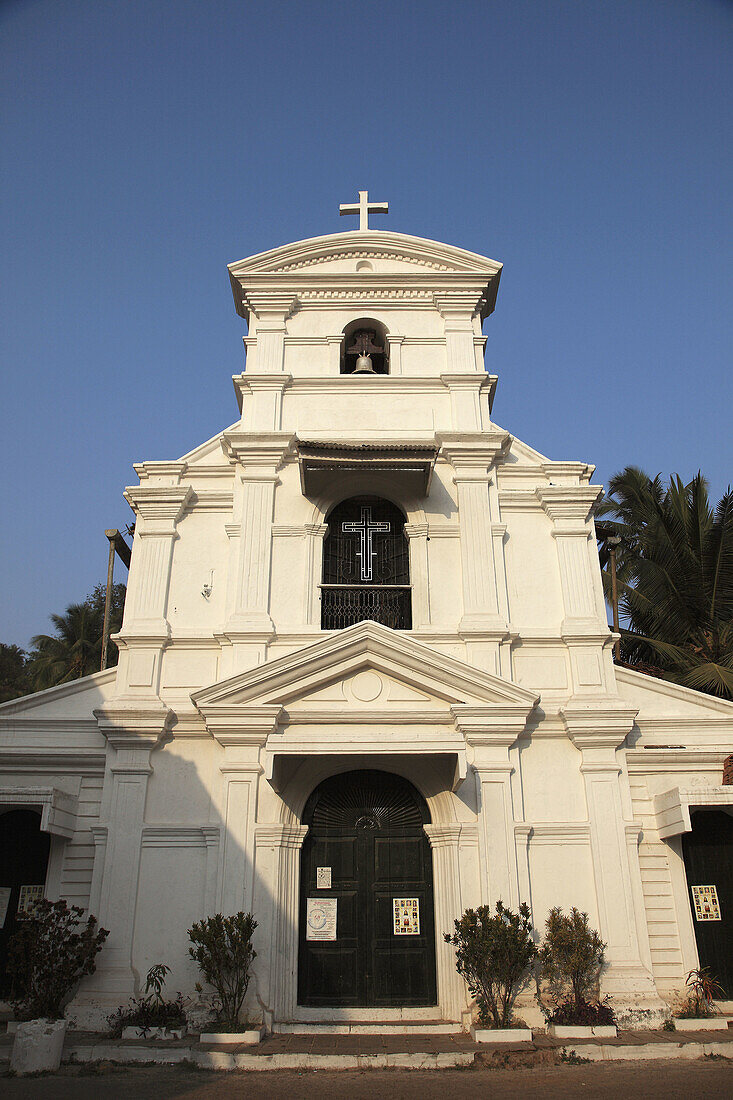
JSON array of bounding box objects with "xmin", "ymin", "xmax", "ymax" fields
[
  {"xmin": 673, "ymin": 969, "xmax": 728, "ymax": 1031},
  {"xmin": 7, "ymin": 898, "xmax": 108, "ymax": 1073},
  {"xmin": 188, "ymin": 911, "xmax": 264, "ymax": 1044},
  {"xmin": 106, "ymin": 963, "xmax": 188, "ymax": 1039},
  {"xmin": 537, "ymin": 907, "xmax": 616, "ymax": 1038},
  {"xmin": 444, "ymin": 900, "xmax": 537, "ymax": 1043}
]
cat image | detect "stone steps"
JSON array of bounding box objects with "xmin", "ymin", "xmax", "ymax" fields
[{"xmin": 273, "ymin": 1020, "xmax": 461, "ymax": 1035}]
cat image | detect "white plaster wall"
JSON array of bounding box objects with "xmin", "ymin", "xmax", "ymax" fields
[
  {"xmin": 503, "ymin": 511, "xmax": 564, "ymax": 631},
  {"xmin": 518, "ymin": 737, "xmax": 586, "ymax": 821},
  {"xmin": 143, "ymin": 741, "xmax": 220, "ymax": 824},
  {"xmin": 132, "ymin": 846, "xmax": 207, "ymax": 991},
  {"xmin": 528, "ymin": 840, "xmax": 599, "ymax": 931}
]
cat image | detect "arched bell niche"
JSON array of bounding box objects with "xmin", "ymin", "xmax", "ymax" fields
[{"xmin": 340, "ymin": 318, "xmax": 389, "ymax": 375}]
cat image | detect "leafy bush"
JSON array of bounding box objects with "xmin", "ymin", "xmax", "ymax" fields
[
  {"xmin": 675, "ymin": 968, "xmax": 723, "ymax": 1018},
  {"xmin": 7, "ymin": 898, "xmax": 108, "ymax": 1020},
  {"xmin": 546, "ymin": 996, "xmax": 615, "ymax": 1026},
  {"xmin": 188, "ymin": 912, "xmax": 258, "ymax": 1031},
  {"xmin": 444, "ymin": 901, "xmax": 537, "ymax": 1029},
  {"xmin": 106, "ymin": 963, "xmax": 187, "ymax": 1037},
  {"xmin": 538, "ymin": 907, "xmax": 607, "ymax": 1022}
]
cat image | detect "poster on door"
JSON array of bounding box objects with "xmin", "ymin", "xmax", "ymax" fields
[
  {"xmin": 691, "ymin": 884, "xmax": 721, "ymax": 921},
  {"xmin": 393, "ymin": 897, "xmax": 420, "ymax": 935},
  {"xmin": 306, "ymin": 898, "xmax": 337, "ymax": 940},
  {"xmin": 17, "ymin": 885, "xmax": 44, "ymax": 918}
]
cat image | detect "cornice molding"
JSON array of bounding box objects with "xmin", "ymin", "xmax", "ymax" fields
[{"xmin": 123, "ymin": 485, "xmax": 193, "ymax": 525}]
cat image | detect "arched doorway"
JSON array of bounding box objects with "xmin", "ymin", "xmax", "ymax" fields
[
  {"xmin": 298, "ymin": 769, "xmax": 437, "ymax": 1007},
  {"xmin": 0, "ymin": 809, "xmax": 51, "ymax": 995}
]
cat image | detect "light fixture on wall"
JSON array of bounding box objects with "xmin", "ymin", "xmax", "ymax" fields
[{"xmin": 202, "ymin": 571, "xmax": 213, "ymax": 599}]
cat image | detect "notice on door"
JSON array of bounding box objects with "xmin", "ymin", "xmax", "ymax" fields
[
  {"xmin": 306, "ymin": 898, "xmax": 337, "ymax": 940},
  {"xmin": 393, "ymin": 897, "xmax": 420, "ymax": 935},
  {"xmin": 691, "ymin": 884, "xmax": 721, "ymax": 921},
  {"xmin": 316, "ymin": 866, "xmax": 332, "ymax": 889}
]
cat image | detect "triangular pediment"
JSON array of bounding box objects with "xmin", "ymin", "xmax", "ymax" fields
[
  {"xmin": 228, "ymin": 230, "xmax": 502, "ymax": 279},
  {"xmin": 192, "ymin": 620, "xmax": 538, "ymax": 712}
]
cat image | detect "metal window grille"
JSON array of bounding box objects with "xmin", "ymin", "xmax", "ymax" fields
[{"xmin": 321, "ymin": 497, "xmax": 411, "ymax": 629}]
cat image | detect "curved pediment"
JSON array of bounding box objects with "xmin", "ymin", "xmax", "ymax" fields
[{"xmin": 228, "ymin": 230, "xmax": 502, "ymax": 279}]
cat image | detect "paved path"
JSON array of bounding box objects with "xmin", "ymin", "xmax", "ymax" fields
[{"xmin": 1, "ymin": 1058, "xmax": 733, "ymax": 1099}]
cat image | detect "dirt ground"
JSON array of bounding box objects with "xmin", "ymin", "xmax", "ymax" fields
[{"xmin": 1, "ymin": 1057, "xmax": 732, "ymax": 1099}]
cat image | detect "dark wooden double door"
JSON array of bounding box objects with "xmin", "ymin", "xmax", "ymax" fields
[
  {"xmin": 298, "ymin": 770, "xmax": 437, "ymax": 1008},
  {"xmin": 682, "ymin": 810, "xmax": 733, "ymax": 997}
]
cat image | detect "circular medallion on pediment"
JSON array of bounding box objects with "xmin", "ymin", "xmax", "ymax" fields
[{"xmin": 350, "ymin": 670, "xmax": 383, "ymax": 702}]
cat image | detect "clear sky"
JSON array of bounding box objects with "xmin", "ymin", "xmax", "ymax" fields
[{"xmin": 1, "ymin": 0, "xmax": 731, "ymax": 649}]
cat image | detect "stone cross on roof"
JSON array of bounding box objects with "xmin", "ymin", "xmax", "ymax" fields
[{"xmin": 339, "ymin": 190, "xmax": 389, "ymax": 231}]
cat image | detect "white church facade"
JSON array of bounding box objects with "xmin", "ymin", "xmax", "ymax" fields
[{"xmin": 2, "ymin": 198, "xmax": 732, "ymax": 1028}]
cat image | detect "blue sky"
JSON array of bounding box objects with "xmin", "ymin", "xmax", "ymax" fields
[{"xmin": 1, "ymin": 0, "xmax": 731, "ymax": 649}]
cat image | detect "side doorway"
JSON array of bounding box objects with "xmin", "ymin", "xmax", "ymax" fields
[
  {"xmin": 298, "ymin": 769, "xmax": 437, "ymax": 1008},
  {"xmin": 0, "ymin": 809, "xmax": 51, "ymax": 996},
  {"xmin": 681, "ymin": 809, "xmax": 733, "ymax": 997}
]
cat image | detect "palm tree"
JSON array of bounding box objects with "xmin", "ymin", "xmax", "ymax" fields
[
  {"xmin": 27, "ymin": 584, "xmax": 127, "ymax": 691},
  {"xmin": 596, "ymin": 467, "xmax": 733, "ymax": 699},
  {"xmin": 29, "ymin": 603, "xmax": 104, "ymax": 690}
]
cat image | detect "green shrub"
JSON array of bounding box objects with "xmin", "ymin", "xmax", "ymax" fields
[
  {"xmin": 538, "ymin": 907, "xmax": 607, "ymax": 1022},
  {"xmin": 444, "ymin": 901, "xmax": 537, "ymax": 1029},
  {"xmin": 675, "ymin": 968, "xmax": 723, "ymax": 1018},
  {"xmin": 7, "ymin": 898, "xmax": 108, "ymax": 1020},
  {"xmin": 188, "ymin": 912, "xmax": 258, "ymax": 1031},
  {"xmin": 106, "ymin": 963, "xmax": 187, "ymax": 1037}
]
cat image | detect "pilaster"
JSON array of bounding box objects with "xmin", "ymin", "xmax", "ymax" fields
[
  {"xmin": 233, "ymin": 373, "xmax": 292, "ymax": 430},
  {"xmin": 87, "ymin": 706, "xmax": 172, "ymax": 994},
  {"xmin": 304, "ymin": 522, "xmax": 328, "ymax": 626},
  {"xmin": 197, "ymin": 705, "xmax": 282, "ymax": 918},
  {"xmin": 538, "ymin": 485, "xmax": 612, "ymax": 695},
  {"xmin": 241, "ymin": 293, "xmax": 297, "ymax": 373},
  {"xmin": 439, "ymin": 434, "xmax": 511, "ymax": 672},
  {"xmin": 453, "ymin": 704, "xmax": 534, "ymax": 912},
  {"xmin": 386, "ymin": 333, "xmax": 405, "ymax": 375},
  {"xmin": 253, "ymin": 823, "xmax": 309, "ymax": 1024},
  {"xmin": 563, "ymin": 703, "xmax": 660, "ymax": 998},
  {"xmin": 434, "ymin": 292, "xmax": 483, "ymax": 374},
  {"xmin": 405, "ymin": 522, "xmax": 430, "ymax": 628},
  {"xmin": 424, "ymin": 823, "xmax": 469, "ymax": 1021},
  {"xmin": 220, "ymin": 432, "xmax": 295, "ymax": 671},
  {"xmin": 119, "ymin": 487, "xmax": 192, "ymax": 693}
]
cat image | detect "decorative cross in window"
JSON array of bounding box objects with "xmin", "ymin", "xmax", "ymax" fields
[
  {"xmin": 339, "ymin": 190, "xmax": 389, "ymax": 231},
  {"xmin": 342, "ymin": 506, "xmax": 391, "ymax": 582}
]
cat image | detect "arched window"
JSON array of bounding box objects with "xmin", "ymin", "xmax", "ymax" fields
[
  {"xmin": 321, "ymin": 496, "xmax": 411, "ymax": 629},
  {"xmin": 340, "ymin": 318, "xmax": 389, "ymax": 375}
]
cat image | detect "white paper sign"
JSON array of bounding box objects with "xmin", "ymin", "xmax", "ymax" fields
[
  {"xmin": 306, "ymin": 898, "xmax": 337, "ymax": 940},
  {"xmin": 316, "ymin": 866, "xmax": 332, "ymax": 889},
  {"xmin": 393, "ymin": 897, "xmax": 420, "ymax": 935},
  {"xmin": 0, "ymin": 887, "xmax": 11, "ymax": 927},
  {"xmin": 692, "ymin": 884, "xmax": 721, "ymax": 921}
]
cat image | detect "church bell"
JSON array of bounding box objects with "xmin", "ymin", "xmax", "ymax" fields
[{"xmin": 353, "ymin": 353, "xmax": 376, "ymax": 374}]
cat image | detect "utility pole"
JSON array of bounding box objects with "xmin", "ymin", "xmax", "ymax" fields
[
  {"xmin": 607, "ymin": 535, "xmax": 622, "ymax": 662},
  {"xmin": 101, "ymin": 529, "xmax": 132, "ymax": 671}
]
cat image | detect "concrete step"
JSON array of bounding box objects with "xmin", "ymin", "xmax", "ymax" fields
[{"xmin": 273, "ymin": 1020, "xmax": 462, "ymax": 1035}]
